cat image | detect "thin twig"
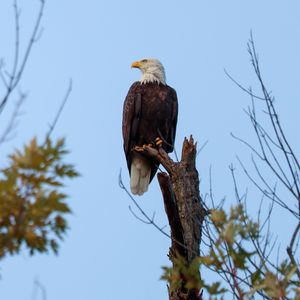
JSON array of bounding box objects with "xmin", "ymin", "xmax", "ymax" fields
[
  {"xmin": 0, "ymin": 0, "xmax": 45, "ymax": 114},
  {"xmin": 118, "ymin": 170, "xmax": 188, "ymax": 251},
  {"xmin": 287, "ymin": 223, "xmax": 300, "ymax": 280},
  {"xmin": 45, "ymin": 79, "xmax": 72, "ymax": 141},
  {"xmin": 0, "ymin": 92, "xmax": 25, "ymax": 145}
]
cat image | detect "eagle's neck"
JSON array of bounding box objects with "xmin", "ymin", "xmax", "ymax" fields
[{"xmin": 140, "ymin": 66, "xmax": 166, "ymax": 85}]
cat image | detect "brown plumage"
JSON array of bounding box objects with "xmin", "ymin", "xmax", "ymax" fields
[
  {"xmin": 122, "ymin": 58, "xmax": 178, "ymax": 195},
  {"xmin": 122, "ymin": 81, "xmax": 178, "ymax": 194}
]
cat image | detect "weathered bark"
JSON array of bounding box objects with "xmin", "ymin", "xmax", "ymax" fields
[
  {"xmin": 138, "ymin": 136, "xmax": 206, "ymax": 300},
  {"xmin": 158, "ymin": 173, "xmax": 187, "ymax": 260}
]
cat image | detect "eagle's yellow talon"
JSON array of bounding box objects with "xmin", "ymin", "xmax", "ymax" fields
[{"xmin": 155, "ymin": 137, "xmax": 163, "ymax": 147}]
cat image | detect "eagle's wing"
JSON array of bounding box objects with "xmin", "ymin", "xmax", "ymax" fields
[
  {"xmin": 122, "ymin": 82, "xmax": 141, "ymax": 172},
  {"xmin": 167, "ymin": 88, "xmax": 178, "ymax": 153}
]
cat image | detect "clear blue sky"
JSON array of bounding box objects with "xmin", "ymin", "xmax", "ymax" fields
[{"xmin": 0, "ymin": 1, "xmax": 300, "ymax": 299}]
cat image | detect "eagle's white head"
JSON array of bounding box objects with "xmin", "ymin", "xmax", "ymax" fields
[{"xmin": 131, "ymin": 58, "xmax": 166, "ymax": 85}]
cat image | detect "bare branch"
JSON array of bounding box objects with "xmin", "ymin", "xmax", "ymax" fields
[
  {"xmin": 32, "ymin": 278, "xmax": 47, "ymax": 300},
  {"xmin": 224, "ymin": 69, "xmax": 265, "ymax": 101},
  {"xmin": 119, "ymin": 170, "xmax": 174, "ymax": 241},
  {"xmin": 287, "ymin": 223, "xmax": 300, "ymax": 280},
  {"xmin": 45, "ymin": 79, "xmax": 72, "ymax": 141},
  {"xmin": 0, "ymin": 91, "xmax": 25, "ymax": 145},
  {"xmin": 0, "ymin": 0, "xmax": 45, "ymax": 114}
]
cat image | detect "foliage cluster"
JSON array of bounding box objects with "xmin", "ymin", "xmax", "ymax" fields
[
  {"xmin": 162, "ymin": 204, "xmax": 300, "ymax": 299},
  {"xmin": 0, "ymin": 0, "xmax": 78, "ymax": 263},
  {"xmin": 0, "ymin": 138, "xmax": 78, "ymax": 258}
]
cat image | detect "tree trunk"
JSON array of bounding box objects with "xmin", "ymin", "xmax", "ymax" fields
[{"xmin": 139, "ymin": 136, "xmax": 206, "ymax": 300}]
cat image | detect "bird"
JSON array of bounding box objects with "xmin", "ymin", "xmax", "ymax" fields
[{"xmin": 122, "ymin": 58, "xmax": 178, "ymax": 195}]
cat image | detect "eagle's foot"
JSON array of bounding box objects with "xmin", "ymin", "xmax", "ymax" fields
[
  {"xmin": 145, "ymin": 143, "xmax": 154, "ymax": 148},
  {"xmin": 134, "ymin": 138, "xmax": 162, "ymax": 151},
  {"xmin": 134, "ymin": 146, "xmax": 145, "ymax": 152},
  {"xmin": 134, "ymin": 143, "xmax": 154, "ymax": 152},
  {"xmin": 155, "ymin": 137, "xmax": 163, "ymax": 147}
]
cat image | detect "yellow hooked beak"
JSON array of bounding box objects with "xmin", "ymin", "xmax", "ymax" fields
[{"xmin": 131, "ymin": 61, "xmax": 142, "ymax": 68}]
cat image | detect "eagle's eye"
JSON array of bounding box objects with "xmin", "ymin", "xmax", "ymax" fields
[{"xmin": 141, "ymin": 59, "xmax": 148, "ymax": 63}]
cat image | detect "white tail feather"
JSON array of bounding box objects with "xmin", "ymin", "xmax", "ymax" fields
[{"xmin": 130, "ymin": 154, "xmax": 151, "ymax": 196}]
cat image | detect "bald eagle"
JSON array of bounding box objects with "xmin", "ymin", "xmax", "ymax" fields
[{"xmin": 122, "ymin": 59, "xmax": 178, "ymax": 195}]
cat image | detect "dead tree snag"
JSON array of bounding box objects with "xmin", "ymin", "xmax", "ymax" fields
[{"xmin": 138, "ymin": 136, "xmax": 206, "ymax": 300}]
